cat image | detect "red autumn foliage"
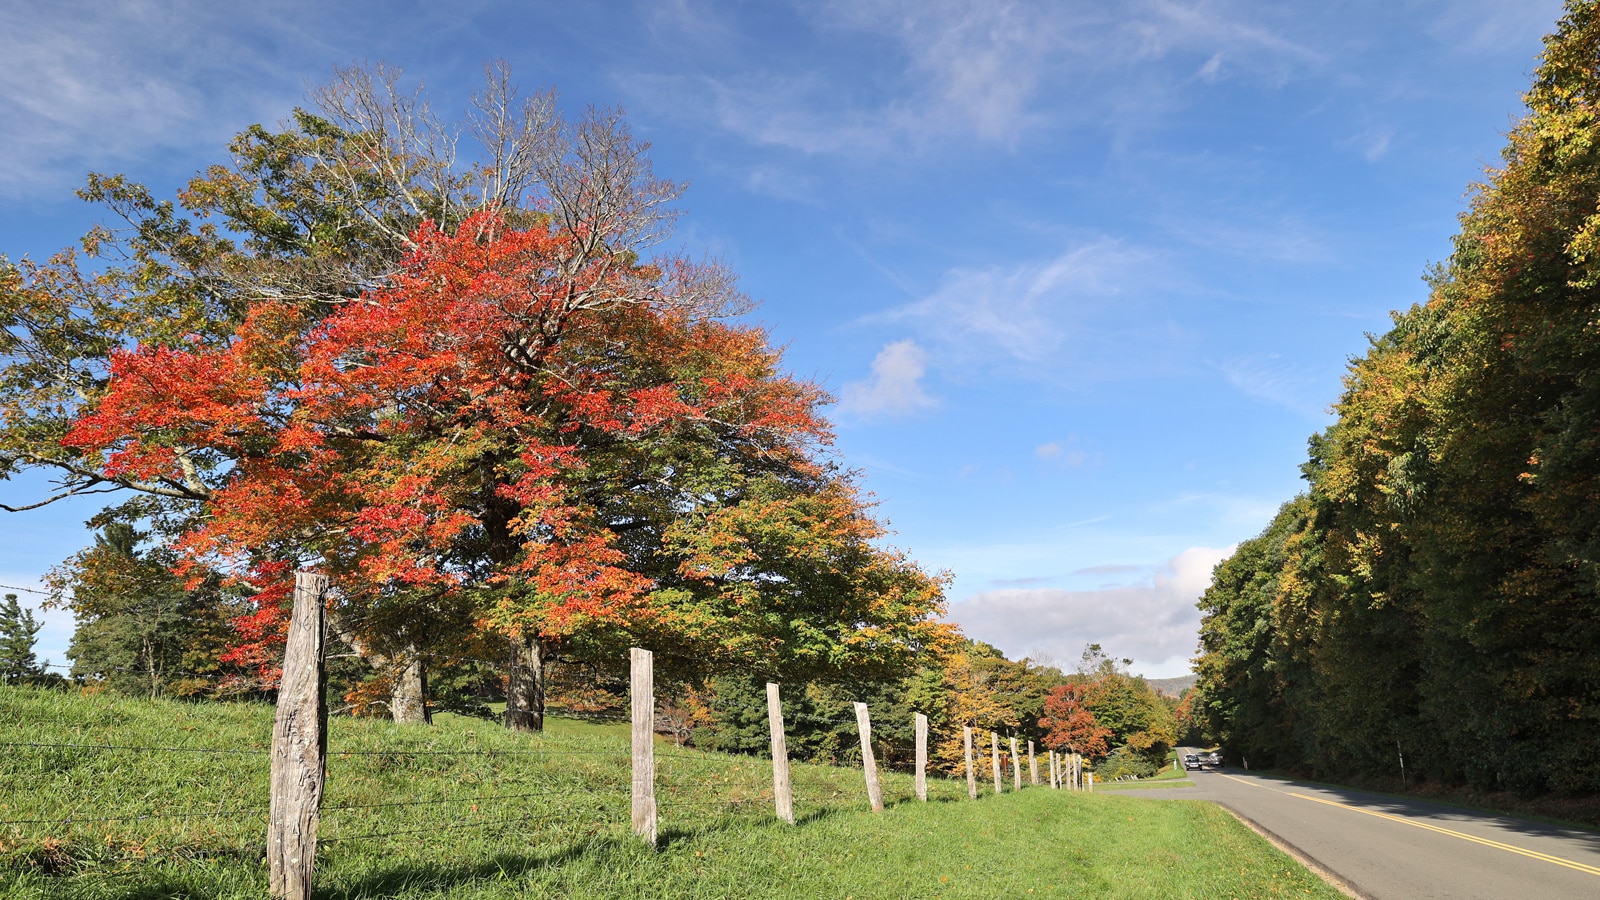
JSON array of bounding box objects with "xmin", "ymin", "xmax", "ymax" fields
[
  {"xmin": 1039, "ymin": 682, "xmax": 1113, "ymax": 759},
  {"xmin": 62, "ymin": 211, "xmax": 841, "ymax": 661}
]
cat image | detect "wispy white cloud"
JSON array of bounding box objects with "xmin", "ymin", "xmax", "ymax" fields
[
  {"xmin": 839, "ymin": 338, "xmax": 937, "ymax": 417},
  {"xmin": 1425, "ymin": 0, "xmax": 1565, "ymax": 56},
  {"xmin": 1122, "ymin": 1, "xmax": 1323, "ymax": 74},
  {"xmin": 947, "ymin": 545, "xmax": 1234, "ymax": 678},
  {"xmin": 743, "ymin": 164, "xmax": 824, "ymax": 203},
  {"xmin": 810, "ymin": 0, "xmax": 1082, "ymax": 145},
  {"xmin": 1158, "ymin": 212, "xmax": 1330, "ymax": 264},
  {"xmin": 0, "ymin": 1, "xmax": 309, "ymax": 197},
  {"xmin": 875, "ymin": 239, "xmax": 1169, "ymax": 377},
  {"xmin": 1158, "ymin": 491, "xmax": 1284, "ymax": 531},
  {"xmin": 1035, "ymin": 439, "xmax": 1087, "ymax": 467},
  {"xmin": 1218, "ymin": 353, "xmax": 1332, "ymax": 418},
  {"xmin": 623, "ymin": 0, "xmax": 1323, "ymax": 160}
]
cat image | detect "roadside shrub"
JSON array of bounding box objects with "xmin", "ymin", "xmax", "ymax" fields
[{"xmin": 1095, "ymin": 746, "xmax": 1157, "ymax": 780}]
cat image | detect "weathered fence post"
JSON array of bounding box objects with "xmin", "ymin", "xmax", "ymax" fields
[
  {"xmin": 631, "ymin": 647, "xmax": 657, "ymax": 846},
  {"xmin": 1028, "ymin": 740, "xmax": 1038, "ymax": 786},
  {"xmin": 853, "ymin": 702, "xmax": 884, "ymax": 812},
  {"xmin": 268, "ymin": 571, "xmax": 328, "ymax": 900},
  {"xmin": 1049, "ymin": 750, "xmax": 1059, "ymax": 789},
  {"xmin": 766, "ymin": 682, "xmax": 794, "ymax": 824},
  {"xmin": 963, "ymin": 726, "xmax": 977, "ymax": 799},
  {"xmin": 1010, "ymin": 736, "xmax": 1021, "ymax": 791},
  {"xmin": 990, "ymin": 731, "xmax": 1002, "ymax": 795},
  {"xmin": 914, "ymin": 712, "xmax": 928, "ymax": 802}
]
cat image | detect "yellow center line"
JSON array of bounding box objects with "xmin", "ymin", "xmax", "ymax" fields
[{"xmin": 1216, "ymin": 773, "xmax": 1600, "ymax": 878}]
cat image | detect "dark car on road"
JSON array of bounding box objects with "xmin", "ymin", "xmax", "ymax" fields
[{"xmin": 1183, "ymin": 754, "xmax": 1203, "ymax": 770}]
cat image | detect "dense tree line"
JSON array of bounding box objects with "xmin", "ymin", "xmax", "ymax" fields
[
  {"xmin": 692, "ymin": 641, "xmax": 1183, "ymax": 779},
  {"xmin": 1194, "ymin": 1, "xmax": 1600, "ymax": 797}
]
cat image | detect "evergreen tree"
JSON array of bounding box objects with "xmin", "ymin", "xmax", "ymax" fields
[
  {"xmin": 0, "ymin": 593, "xmax": 43, "ymax": 684},
  {"xmin": 58, "ymin": 523, "xmax": 245, "ymax": 698}
]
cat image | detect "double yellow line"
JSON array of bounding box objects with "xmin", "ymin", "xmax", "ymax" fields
[{"xmin": 1218, "ymin": 773, "xmax": 1600, "ymax": 878}]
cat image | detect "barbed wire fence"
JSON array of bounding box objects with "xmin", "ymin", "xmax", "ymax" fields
[{"xmin": 1, "ymin": 571, "xmax": 1094, "ymax": 898}]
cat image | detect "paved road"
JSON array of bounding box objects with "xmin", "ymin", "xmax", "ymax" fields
[{"xmin": 1102, "ymin": 756, "xmax": 1600, "ymax": 899}]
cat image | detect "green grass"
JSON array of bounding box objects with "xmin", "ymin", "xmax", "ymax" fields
[
  {"xmin": 1147, "ymin": 765, "xmax": 1192, "ymax": 781},
  {"xmin": 1, "ymin": 686, "xmax": 1342, "ymax": 898}
]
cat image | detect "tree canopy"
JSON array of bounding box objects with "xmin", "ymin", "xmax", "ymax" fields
[{"xmin": 2, "ymin": 63, "xmax": 947, "ymax": 729}]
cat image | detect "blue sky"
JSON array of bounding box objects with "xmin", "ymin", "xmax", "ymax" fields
[{"xmin": 0, "ymin": 0, "xmax": 1566, "ymax": 677}]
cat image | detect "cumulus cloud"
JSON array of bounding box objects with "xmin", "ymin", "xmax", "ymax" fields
[
  {"xmin": 839, "ymin": 338, "xmax": 937, "ymax": 417},
  {"xmin": 945, "ymin": 545, "xmax": 1234, "ymax": 678}
]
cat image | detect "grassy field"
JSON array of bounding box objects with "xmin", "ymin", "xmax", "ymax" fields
[{"xmin": 1, "ymin": 686, "xmax": 1342, "ymax": 898}]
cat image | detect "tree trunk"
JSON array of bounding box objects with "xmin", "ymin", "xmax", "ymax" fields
[
  {"xmin": 143, "ymin": 636, "xmax": 160, "ymax": 701},
  {"xmin": 389, "ymin": 650, "xmax": 430, "ymax": 725},
  {"xmin": 504, "ymin": 635, "xmax": 547, "ymax": 732}
]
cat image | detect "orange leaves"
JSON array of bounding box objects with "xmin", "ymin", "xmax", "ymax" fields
[{"xmin": 62, "ymin": 208, "xmax": 869, "ymax": 666}]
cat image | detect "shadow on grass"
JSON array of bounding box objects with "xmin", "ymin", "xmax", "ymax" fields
[
  {"xmin": 321, "ymin": 807, "xmax": 822, "ymax": 898},
  {"xmin": 319, "ymin": 836, "xmax": 614, "ymax": 900}
]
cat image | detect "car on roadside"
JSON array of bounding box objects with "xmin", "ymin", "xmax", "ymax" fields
[
  {"xmin": 1205, "ymin": 751, "xmax": 1224, "ymax": 767},
  {"xmin": 1183, "ymin": 754, "xmax": 1203, "ymax": 770}
]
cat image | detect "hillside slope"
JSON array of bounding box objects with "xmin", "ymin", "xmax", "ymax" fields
[{"xmin": 0, "ymin": 686, "xmax": 1338, "ymax": 898}]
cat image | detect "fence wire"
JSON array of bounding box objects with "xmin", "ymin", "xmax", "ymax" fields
[{"xmin": 3, "ymin": 663, "xmax": 1083, "ymax": 885}]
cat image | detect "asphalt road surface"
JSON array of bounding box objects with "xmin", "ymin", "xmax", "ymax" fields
[{"xmin": 1103, "ymin": 753, "xmax": 1600, "ymax": 899}]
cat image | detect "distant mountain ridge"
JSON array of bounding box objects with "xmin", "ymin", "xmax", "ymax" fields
[{"xmin": 1144, "ymin": 675, "xmax": 1197, "ymax": 698}]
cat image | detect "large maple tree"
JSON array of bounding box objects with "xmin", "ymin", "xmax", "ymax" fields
[
  {"xmin": 61, "ymin": 208, "xmax": 947, "ymax": 729},
  {"xmin": 4, "ymin": 64, "xmax": 949, "ymax": 729}
]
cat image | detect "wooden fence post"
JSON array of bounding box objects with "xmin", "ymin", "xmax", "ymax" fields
[
  {"xmin": 1050, "ymin": 750, "xmax": 1059, "ymax": 789},
  {"xmin": 1028, "ymin": 740, "xmax": 1038, "ymax": 786},
  {"xmin": 963, "ymin": 726, "xmax": 977, "ymax": 799},
  {"xmin": 631, "ymin": 648, "xmax": 657, "ymax": 846},
  {"xmin": 268, "ymin": 571, "xmax": 327, "ymax": 900},
  {"xmin": 853, "ymin": 702, "xmax": 884, "ymax": 812},
  {"xmin": 914, "ymin": 712, "xmax": 928, "ymax": 802},
  {"xmin": 766, "ymin": 682, "xmax": 794, "ymax": 824},
  {"xmin": 1009, "ymin": 736, "xmax": 1021, "ymax": 791},
  {"xmin": 990, "ymin": 731, "xmax": 1002, "ymax": 795}
]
